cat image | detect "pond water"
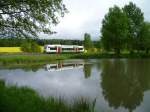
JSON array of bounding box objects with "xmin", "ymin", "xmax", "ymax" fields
[{"xmin": 0, "ymin": 59, "xmax": 150, "ymax": 112}]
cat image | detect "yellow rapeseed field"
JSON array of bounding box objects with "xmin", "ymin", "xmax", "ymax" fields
[
  {"xmin": 0, "ymin": 47, "xmax": 22, "ymax": 53},
  {"xmin": 0, "ymin": 46, "xmax": 44, "ymax": 53}
]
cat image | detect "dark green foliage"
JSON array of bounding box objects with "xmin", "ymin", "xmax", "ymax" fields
[
  {"xmin": 123, "ymin": 2, "xmax": 144, "ymax": 53},
  {"xmin": 0, "ymin": 80, "xmax": 94, "ymax": 112},
  {"xmin": 31, "ymin": 42, "xmax": 41, "ymax": 53},
  {"xmin": 84, "ymin": 33, "xmax": 94, "ymax": 50},
  {"xmin": 37, "ymin": 39, "xmax": 83, "ymax": 46},
  {"xmin": 93, "ymin": 40, "xmax": 102, "ymax": 49},
  {"xmin": 21, "ymin": 41, "xmax": 41, "ymax": 53},
  {"xmin": 101, "ymin": 2, "xmax": 150, "ymax": 55},
  {"xmin": 139, "ymin": 22, "xmax": 150, "ymax": 54},
  {"xmin": 0, "ymin": 38, "xmax": 83, "ymax": 47},
  {"xmin": 101, "ymin": 6, "xmax": 128, "ymax": 54},
  {"xmin": 0, "ymin": 0, "xmax": 67, "ymax": 38},
  {"xmin": 21, "ymin": 42, "xmax": 32, "ymax": 52},
  {"xmin": 0, "ymin": 38, "xmax": 22, "ymax": 47}
]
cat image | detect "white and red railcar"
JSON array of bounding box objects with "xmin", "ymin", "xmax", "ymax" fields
[{"xmin": 44, "ymin": 45, "xmax": 84, "ymax": 53}]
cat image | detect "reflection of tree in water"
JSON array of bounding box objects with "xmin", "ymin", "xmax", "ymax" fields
[
  {"xmin": 83, "ymin": 61, "xmax": 92, "ymax": 79},
  {"xmin": 101, "ymin": 59, "xmax": 150, "ymax": 112},
  {"xmin": 0, "ymin": 63, "xmax": 44, "ymax": 72}
]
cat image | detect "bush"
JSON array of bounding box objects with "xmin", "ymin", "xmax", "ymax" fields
[
  {"xmin": 31, "ymin": 42, "xmax": 41, "ymax": 53},
  {"xmin": 21, "ymin": 42, "xmax": 32, "ymax": 52},
  {"xmin": 21, "ymin": 41, "xmax": 41, "ymax": 53}
]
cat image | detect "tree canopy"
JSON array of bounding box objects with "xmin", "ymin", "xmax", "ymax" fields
[
  {"xmin": 123, "ymin": 2, "xmax": 144, "ymax": 53},
  {"xmin": 101, "ymin": 6, "xmax": 128, "ymax": 54},
  {"xmin": 100, "ymin": 2, "xmax": 150, "ymax": 54},
  {"xmin": 139, "ymin": 22, "xmax": 150, "ymax": 53},
  {"xmin": 0, "ymin": 0, "xmax": 67, "ymax": 38},
  {"xmin": 83, "ymin": 33, "xmax": 93, "ymax": 50}
]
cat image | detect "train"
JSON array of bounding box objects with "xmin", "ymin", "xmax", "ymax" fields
[{"xmin": 44, "ymin": 44, "xmax": 84, "ymax": 53}]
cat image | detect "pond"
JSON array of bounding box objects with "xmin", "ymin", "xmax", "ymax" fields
[{"xmin": 0, "ymin": 59, "xmax": 150, "ymax": 112}]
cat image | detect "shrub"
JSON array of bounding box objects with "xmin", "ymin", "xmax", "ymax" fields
[
  {"xmin": 21, "ymin": 41, "xmax": 41, "ymax": 53},
  {"xmin": 31, "ymin": 42, "xmax": 41, "ymax": 53}
]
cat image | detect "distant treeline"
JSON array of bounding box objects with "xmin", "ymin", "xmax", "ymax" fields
[
  {"xmin": 0, "ymin": 38, "xmax": 82, "ymax": 47},
  {"xmin": 0, "ymin": 38, "xmax": 99, "ymax": 47}
]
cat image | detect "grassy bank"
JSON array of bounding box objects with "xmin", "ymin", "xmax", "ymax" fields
[
  {"xmin": 0, "ymin": 54, "xmax": 71, "ymax": 64},
  {"xmin": 71, "ymin": 53, "xmax": 150, "ymax": 59},
  {"xmin": 0, "ymin": 80, "xmax": 94, "ymax": 112},
  {"xmin": 1, "ymin": 53, "xmax": 150, "ymax": 64}
]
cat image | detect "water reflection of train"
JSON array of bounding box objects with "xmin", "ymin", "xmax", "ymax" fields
[{"xmin": 45, "ymin": 63, "xmax": 84, "ymax": 72}]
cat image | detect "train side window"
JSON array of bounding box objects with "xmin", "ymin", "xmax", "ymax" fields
[
  {"xmin": 50, "ymin": 47, "xmax": 57, "ymax": 50},
  {"xmin": 79, "ymin": 48, "xmax": 83, "ymax": 50},
  {"xmin": 62, "ymin": 48, "xmax": 74, "ymax": 50}
]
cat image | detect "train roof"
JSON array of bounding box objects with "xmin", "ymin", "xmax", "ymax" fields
[{"xmin": 44, "ymin": 44, "xmax": 84, "ymax": 47}]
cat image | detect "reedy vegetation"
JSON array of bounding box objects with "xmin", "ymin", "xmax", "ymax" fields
[{"xmin": 0, "ymin": 80, "xmax": 95, "ymax": 112}]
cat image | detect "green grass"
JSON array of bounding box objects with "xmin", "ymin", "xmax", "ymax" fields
[
  {"xmin": 0, "ymin": 54, "xmax": 71, "ymax": 64},
  {"xmin": 71, "ymin": 52, "xmax": 150, "ymax": 59},
  {"xmin": 1, "ymin": 52, "xmax": 150, "ymax": 65},
  {"xmin": 0, "ymin": 80, "xmax": 95, "ymax": 112}
]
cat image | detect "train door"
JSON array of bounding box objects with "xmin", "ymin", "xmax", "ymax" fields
[
  {"xmin": 77, "ymin": 48, "xmax": 79, "ymax": 52},
  {"xmin": 74, "ymin": 48, "xmax": 77, "ymax": 53},
  {"xmin": 75, "ymin": 48, "xmax": 79, "ymax": 53},
  {"xmin": 57, "ymin": 47, "xmax": 61, "ymax": 54}
]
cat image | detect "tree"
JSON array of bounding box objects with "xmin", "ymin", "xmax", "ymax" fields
[
  {"xmin": 83, "ymin": 33, "xmax": 93, "ymax": 50},
  {"xmin": 101, "ymin": 6, "xmax": 128, "ymax": 54},
  {"xmin": 94, "ymin": 40, "xmax": 102, "ymax": 49},
  {"xmin": 139, "ymin": 22, "xmax": 150, "ymax": 54},
  {"xmin": 21, "ymin": 42, "xmax": 32, "ymax": 52},
  {"xmin": 31, "ymin": 42, "xmax": 41, "ymax": 53},
  {"xmin": 21, "ymin": 40, "xmax": 41, "ymax": 53},
  {"xmin": 123, "ymin": 2, "xmax": 144, "ymax": 53},
  {"xmin": 0, "ymin": 0, "xmax": 67, "ymax": 38}
]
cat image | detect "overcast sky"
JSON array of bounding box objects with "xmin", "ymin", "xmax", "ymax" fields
[{"xmin": 40, "ymin": 0, "xmax": 150, "ymax": 40}]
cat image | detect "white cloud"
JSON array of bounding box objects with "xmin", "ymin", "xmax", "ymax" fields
[{"xmin": 40, "ymin": 0, "xmax": 150, "ymax": 40}]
